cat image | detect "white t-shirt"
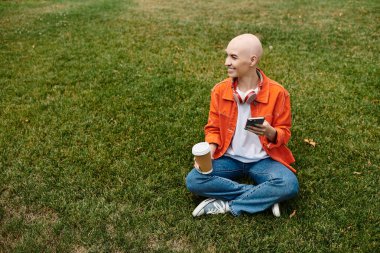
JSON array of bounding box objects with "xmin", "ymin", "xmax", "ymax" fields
[{"xmin": 225, "ymin": 87, "xmax": 269, "ymax": 163}]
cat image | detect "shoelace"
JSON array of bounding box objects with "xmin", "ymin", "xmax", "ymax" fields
[{"xmin": 206, "ymin": 201, "xmax": 226, "ymax": 214}]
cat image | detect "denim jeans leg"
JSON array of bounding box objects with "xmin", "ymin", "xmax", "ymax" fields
[
  {"xmin": 186, "ymin": 156, "xmax": 250, "ymax": 201},
  {"xmin": 229, "ymin": 158, "xmax": 299, "ymax": 216}
]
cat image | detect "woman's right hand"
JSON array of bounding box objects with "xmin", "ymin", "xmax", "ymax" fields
[
  {"xmin": 193, "ymin": 159, "xmax": 200, "ymax": 169},
  {"xmin": 209, "ymin": 143, "xmax": 217, "ymax": 158}
]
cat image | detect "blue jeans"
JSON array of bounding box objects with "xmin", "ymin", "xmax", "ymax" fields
[{"xmin": 186, "ymin": 156, "xmax": 299, "ymax": 216}]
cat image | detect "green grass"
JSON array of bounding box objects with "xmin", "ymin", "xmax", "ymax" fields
[{"xmin": 1, "ymin": 0, "xmax": 379, "ymax": 252}]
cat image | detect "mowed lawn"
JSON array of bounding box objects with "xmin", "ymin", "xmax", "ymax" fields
[{"xmin": 0, "ymin": 0, "xmax": 379, "ymax": 252}]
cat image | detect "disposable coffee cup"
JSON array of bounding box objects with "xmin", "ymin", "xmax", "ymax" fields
[{"xmin": 192, "ymin": 142, "xmax": 213, "ymax": 174}]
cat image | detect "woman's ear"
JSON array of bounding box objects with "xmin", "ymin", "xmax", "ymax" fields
[{"xmin": 250, "ymin": 55, "xmax": 258, "ymax": 66}]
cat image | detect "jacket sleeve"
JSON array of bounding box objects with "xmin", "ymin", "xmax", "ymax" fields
[
  {"xmin": 204, "ymin": 87, "xmax": 222, "ymax": 147},
  {"xmin": 267, "ymin": 90, "xmax": 292, "ymax": 149}
]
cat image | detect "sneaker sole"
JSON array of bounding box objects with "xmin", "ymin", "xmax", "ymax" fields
[
  {"xmin": 192, "ymin": 198, "xmax": 216, "ymax": 217},
  {"xmin": 272, "ymin": 203, "xmax": 281, "ymax": 217}
]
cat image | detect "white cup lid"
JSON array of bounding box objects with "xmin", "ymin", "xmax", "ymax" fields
[{"xmin": 192, "ymin": 142, "xmax": 210, "ymax": 156}]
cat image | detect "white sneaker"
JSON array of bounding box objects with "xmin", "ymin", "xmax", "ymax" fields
[
  {"xmin": 192, "ymin": 198, "xmax": 230, "ymax": 217},
  {"xmin": 272, "ymin": 203, "xmax": 281, "ymax": 217}
]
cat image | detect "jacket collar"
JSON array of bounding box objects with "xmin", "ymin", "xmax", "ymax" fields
[{"xmin": 222, "ymin": 68, "xmax": 270, "ymax": 104}]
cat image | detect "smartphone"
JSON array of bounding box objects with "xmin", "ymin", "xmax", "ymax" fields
[{"xmin": 245, "ymin": 117, "xmax": 265, "ymax": 130}]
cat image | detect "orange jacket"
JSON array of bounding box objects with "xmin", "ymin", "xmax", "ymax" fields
[{"xmin": 204, "ymin": 69, "xmax": 296, "ymax": 173}]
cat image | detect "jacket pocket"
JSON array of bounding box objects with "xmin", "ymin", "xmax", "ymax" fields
[
  {"xmin": 219, "ymin": 108, "xmax": 233, "ymax": 119},
  {"xmin": 219, "ymin": 113, "xmax": 231, "ymax": 129}
]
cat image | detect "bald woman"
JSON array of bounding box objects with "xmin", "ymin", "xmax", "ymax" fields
[{"xmin": 186, "ymin": 34, "xmax": 299, "ymax": 217}]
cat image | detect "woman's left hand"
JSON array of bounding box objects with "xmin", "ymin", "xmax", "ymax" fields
[{"xmin": 246, "ymin": 120, "xmax": 277, "ymax": 142}]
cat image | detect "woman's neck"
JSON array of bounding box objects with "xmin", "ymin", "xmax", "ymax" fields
[{"xmin": 237, "ymin": 69, "xmax": 259, "ymax": 92}]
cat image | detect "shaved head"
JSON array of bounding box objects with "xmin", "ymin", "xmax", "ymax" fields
[
  {"xmin": 224, "ymin": 34, "xmax": 263, "ymax": 80},
  {"xmin": 227, "ymin": 33, "xmax": 263, "ymax": 63}
]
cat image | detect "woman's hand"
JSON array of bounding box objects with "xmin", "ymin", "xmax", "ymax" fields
[{"xmin": 246, "ymin": 120, "xmax": 277, "ymax": 143}]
